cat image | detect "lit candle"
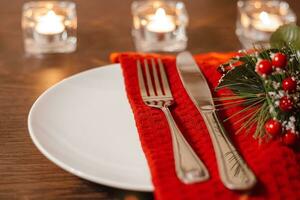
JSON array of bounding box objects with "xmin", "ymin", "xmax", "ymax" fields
[
  {"xmin": 35, "ymin": 10, "xmax": 65, "ymax": 35},
  {"xmin": 146, "ymin": 8, "xmax": 176, "ymax": 33},
  {"xmin": 253, "ymin": 11, "xmax": 282, "ymax": 32}
]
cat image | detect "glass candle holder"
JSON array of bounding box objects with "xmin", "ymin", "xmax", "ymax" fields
[
  {"xmin": 131, "ymin": 0, "xmax": 188, "ymax": 52},
  {"xmin": 236, "ymin": 0, "xmax": 296, "ymax": 49},
  {"xmin": 22, "ymin": 1, "xmax": 77, "ymax": 54}
]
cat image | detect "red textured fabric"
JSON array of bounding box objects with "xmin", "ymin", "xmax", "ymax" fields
[{"xmin": 112, "ymin": 52, "xmax": 300, "ymax": 200}]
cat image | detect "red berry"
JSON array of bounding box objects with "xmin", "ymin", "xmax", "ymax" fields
[
  {"xmin": 256, "ymin": 60, "xmax": 273, "ymax": 75},
  {"xmin": 282, "ymin": 77, "xmax": 297, "ymax": 92},
  {"xmin": 283, "ymin": 130, "xmax": 298, "ymax": 146},
  {"xmin": 265, "ymin": 119, "xmax": 282, "ymax": 136},
  {"xmin": 272, "ymin": 53, "xmax": 287, "ymax": 69},
  {"xmin": 279, "ymin": 96, "xmax": 294, "ymax": 112}
]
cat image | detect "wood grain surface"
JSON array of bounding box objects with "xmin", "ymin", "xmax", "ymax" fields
[{"xmin": 0, "ymin": 0, "xmax": 299, "ymax": 199}]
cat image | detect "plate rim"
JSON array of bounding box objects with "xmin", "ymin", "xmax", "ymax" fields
[{"xmin": 27, "ymin": 63, "xmax": 154, "ymax": 192}]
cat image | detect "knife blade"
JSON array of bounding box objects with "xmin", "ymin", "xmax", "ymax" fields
[{"xmin": 176, "ymin": 51, "xmax": 256, "ymax": 190}]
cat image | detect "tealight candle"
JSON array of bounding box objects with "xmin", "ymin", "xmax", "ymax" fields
[
  {"xmin": 146, "ymin": 8, "xmax": 176, "ymax": 33},
  {"xmin": 22, "ymin": 1, "xmax": 77, "ymax": 54},
  {"xmin": 35, "ymin": 11, "xmax": 65, "ymax": 35},
  {"xmin": 131, "ymin": 0, "xmax": 188, "ymax": 52},
  {"xmin": 236, "ymin": 0, "xmax": 296, "ymax": 49}
]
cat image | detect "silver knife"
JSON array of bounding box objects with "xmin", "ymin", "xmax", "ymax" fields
[{"xmin": 176, "ymin": 51, "xmax": 256, "ymax": 190}]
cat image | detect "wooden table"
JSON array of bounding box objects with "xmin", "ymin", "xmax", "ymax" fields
[{"xmin": 1, "ymin": 0, "xmax": 299, "ymax": 199}]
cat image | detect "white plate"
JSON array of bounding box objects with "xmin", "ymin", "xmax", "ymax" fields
[{"xmin": 28, "ymin": 64, "xmax": 153, "ymax": 192}]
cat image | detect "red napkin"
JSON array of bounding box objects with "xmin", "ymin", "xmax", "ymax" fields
[{"xmin": 111, "ymin": 52, "xmax": 300, "ymax": 200}]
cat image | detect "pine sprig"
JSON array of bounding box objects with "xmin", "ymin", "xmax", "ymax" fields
[{"xmin": 215, "ymin": 44, "xmax": 300, "ymax": 144}]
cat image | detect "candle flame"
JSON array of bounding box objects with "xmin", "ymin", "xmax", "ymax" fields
[
  {"xmin": 259, "ymin": 11, "xmax": 272, "ymax": 26},
  {"xmin": 36, "ymin": 10, "xmax": 65, "ymax": 35},
  {"xmin": 154, "ymin": 8, "xmax": 167, "ymax": 19},
  {"xmin": 146, "ymin": 7, "xmax": 175, "ymax": 33},
  {"xmin": 41, "ymin": 10, "xmax": 63, "ymax": 24}
]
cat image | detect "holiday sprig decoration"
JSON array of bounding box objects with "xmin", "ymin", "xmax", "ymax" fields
[{"xmin": 215, "ymin": 45, "xmax": 300, "ymax": 146}]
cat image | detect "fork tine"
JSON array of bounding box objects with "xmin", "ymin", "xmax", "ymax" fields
[
  {"xmin": 144, "ymin": 59, "xmax": 155, "ymax": 96},
  {"xmin": 151, "ymin": 58, "xmax": 163, "ymax": 96},
  {"xmin": 157, "ymin": 58, "xmax": 172, "ymax": 97},
  {"xmin": 137, "ymin": 60, "xmax": 147, "ymax": 98}
]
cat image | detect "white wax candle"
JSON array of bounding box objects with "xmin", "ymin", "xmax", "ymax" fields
[
  {"xmin": 35, "ymin": 11, "xmax": 65, "ymax": 35},
  {"xmin": 146, "ymin": 8, "xmax": 176, "ymax": 33},
  {"xmin": 253, "ymin": 11, "xmax": 282, "ymax": 32}
]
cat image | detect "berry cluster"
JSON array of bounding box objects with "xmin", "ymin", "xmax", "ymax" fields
[
  {"xmin": 256, "ymin": 53, "xmax": 299, "ymax": 146},
  {"xmin": 256, "ymin": 53, "xmax": 287, "ymax": 76}
]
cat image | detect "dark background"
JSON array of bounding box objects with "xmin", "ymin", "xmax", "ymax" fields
[{"xmin": 1, "ymin": 0, "xmax": 299, "ymax": 199}]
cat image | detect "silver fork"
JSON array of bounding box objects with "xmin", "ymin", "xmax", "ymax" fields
[{"xmin": 137, "ymin": 58, "xmax": 210, "ymax": 184}]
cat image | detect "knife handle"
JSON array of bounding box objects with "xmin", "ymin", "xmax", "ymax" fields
[
  {"xmin": 161, "ymin": 107, "xmax": 210, "ymax": 184},
  {"xmin": 201, "ymin": 107, "xmax": 256, "ymax": 190}
]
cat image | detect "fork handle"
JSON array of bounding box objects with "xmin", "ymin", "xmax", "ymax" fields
[
  {"xmin": 201, "ymin": 109, "xmax": 256, "ymax": 190},
  {"xmin": 161, "ymin": 106, "xmax": 209, "ymax": 184}
]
